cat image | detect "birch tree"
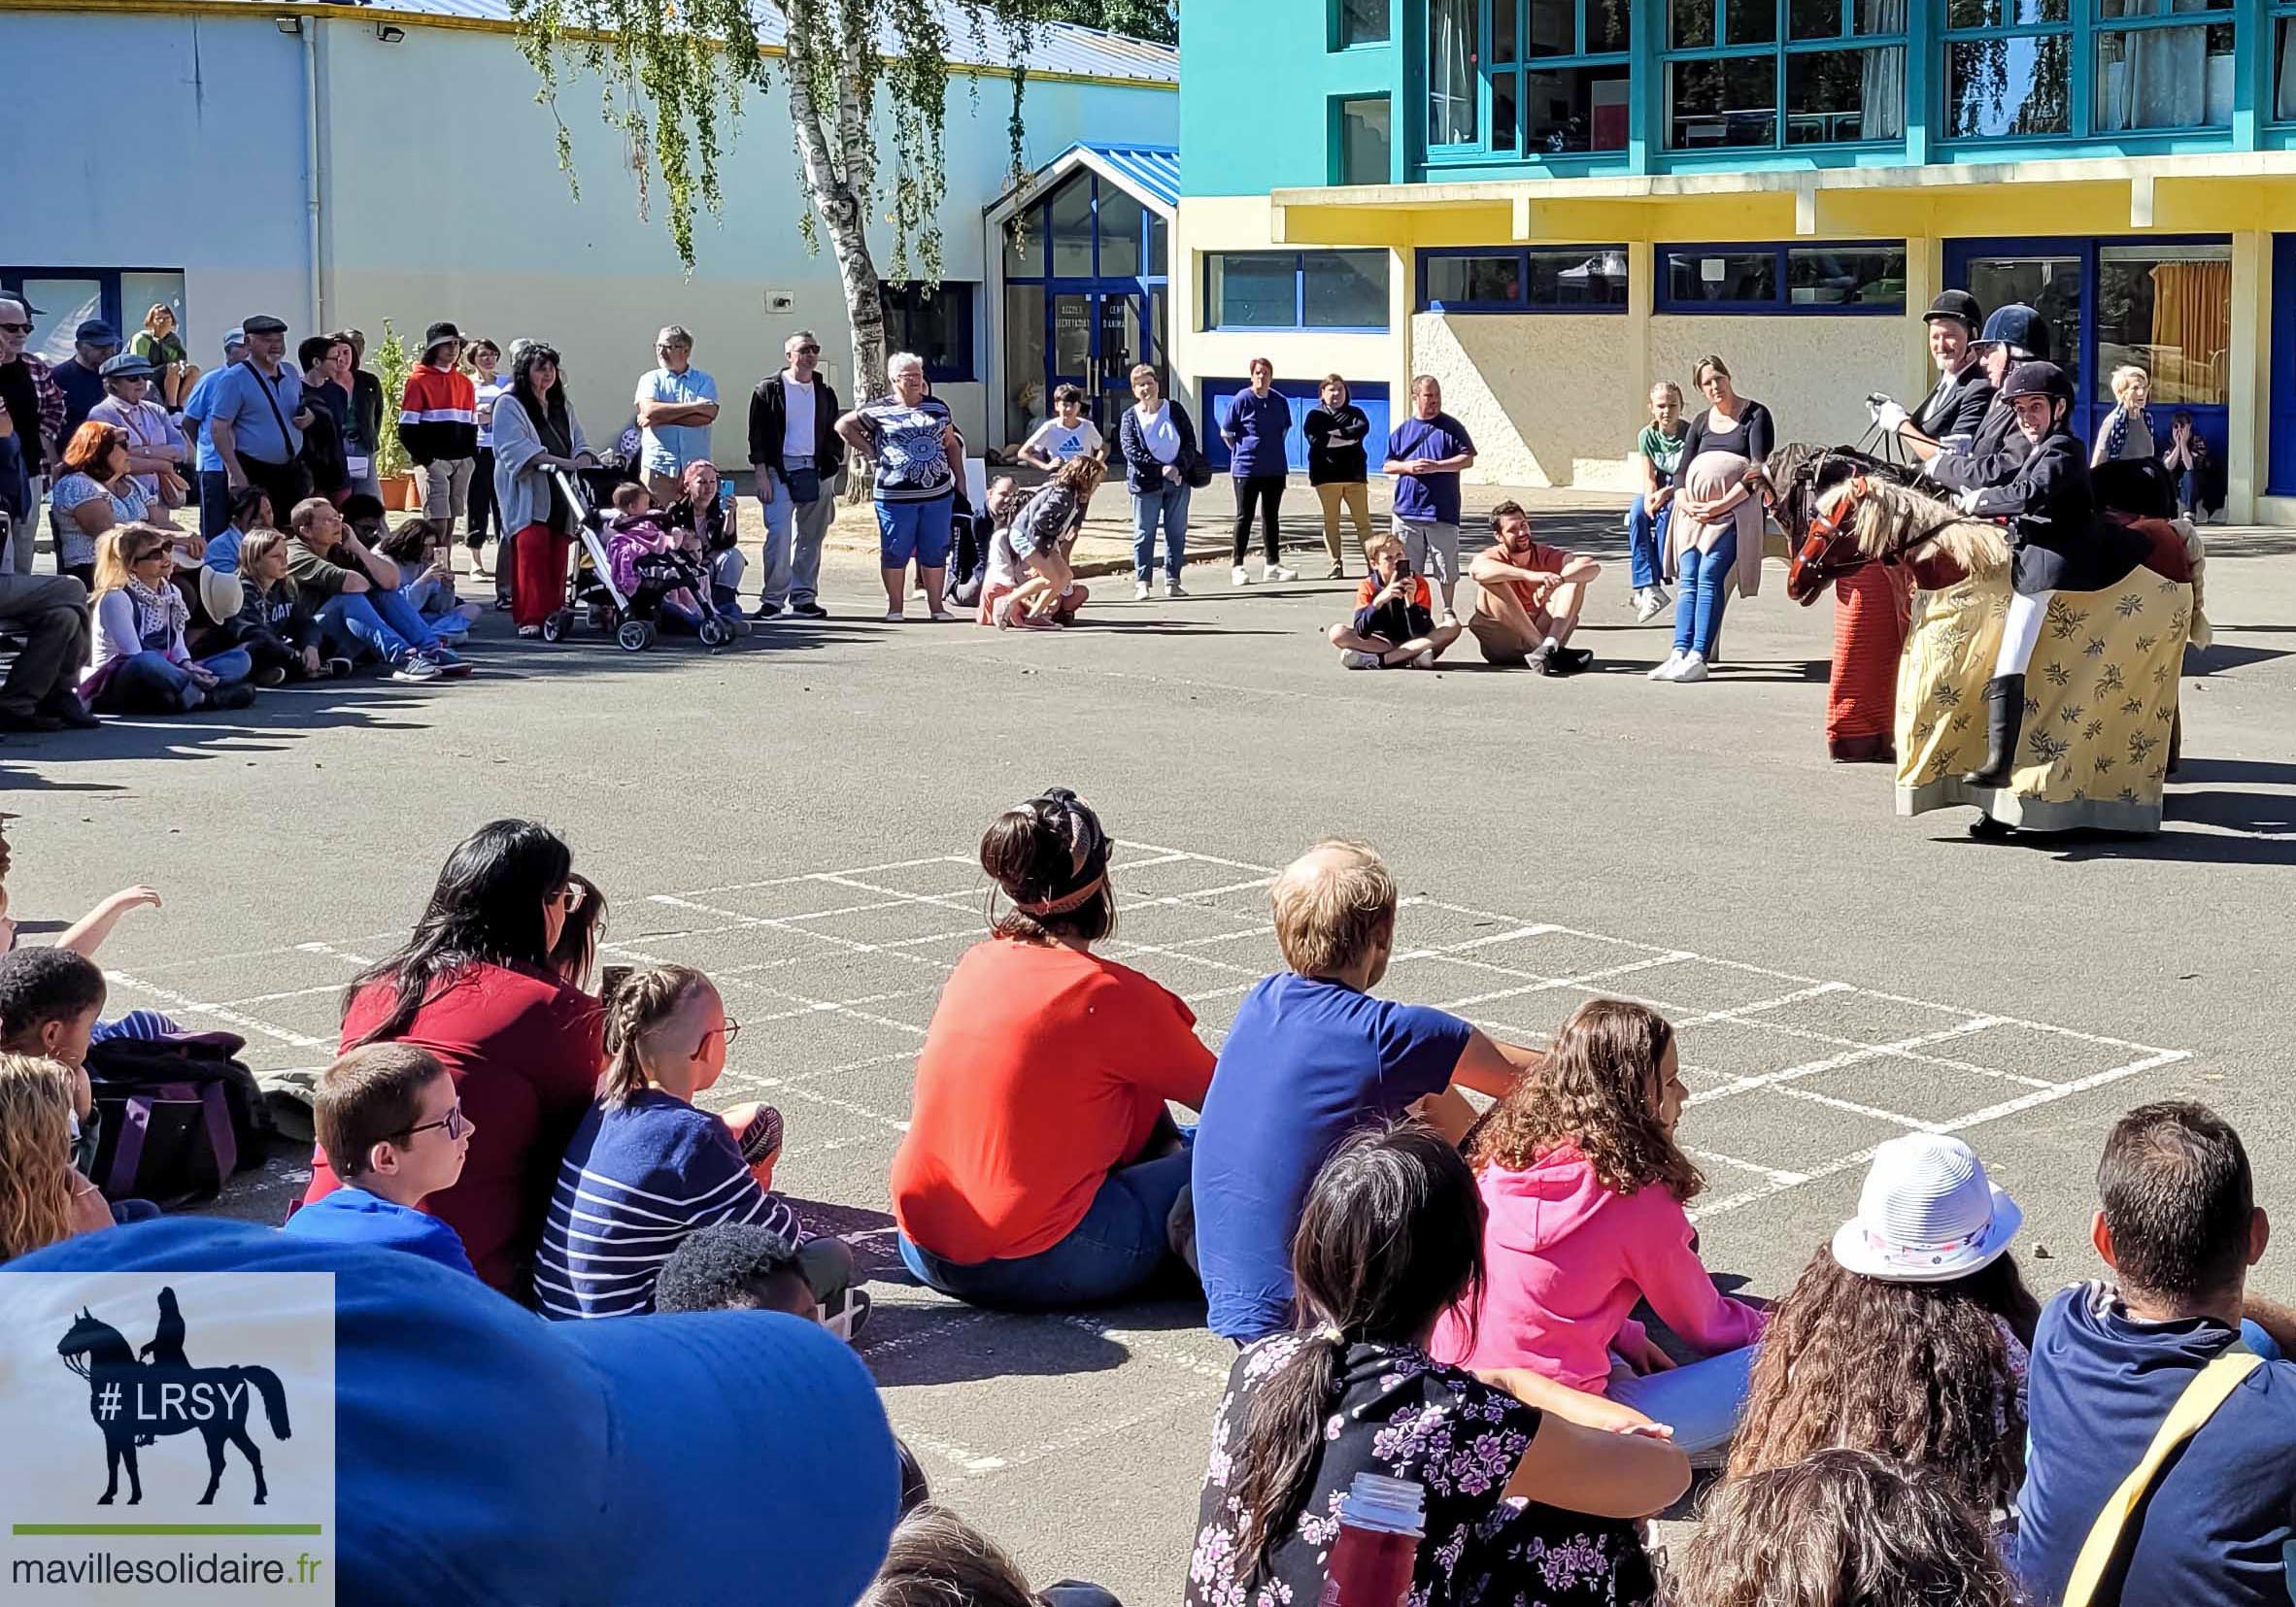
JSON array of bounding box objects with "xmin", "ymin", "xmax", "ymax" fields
[{"xmin": 510, "ymin": 0, "xmax": 1042, "ymax": 424}]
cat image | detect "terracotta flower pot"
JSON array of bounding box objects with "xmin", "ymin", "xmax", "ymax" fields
[{"xmin": 379, "ymin": 474, "xmax": 419, "ymax": 512}]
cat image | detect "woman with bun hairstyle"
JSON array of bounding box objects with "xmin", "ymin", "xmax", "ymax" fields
[{"xmin": 891, "ymin": 787, "xmax": 1215, "ymax": 1309}]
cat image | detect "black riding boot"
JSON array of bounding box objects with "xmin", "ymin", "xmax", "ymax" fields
[{"xmin": 1961, "ymin": 674, "xmax": 2026, "ymax": 787}]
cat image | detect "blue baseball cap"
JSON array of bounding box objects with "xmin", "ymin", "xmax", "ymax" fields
[{"xmin": 9, "ymin": 1219, "xmax": 900, "ymax": 1607}]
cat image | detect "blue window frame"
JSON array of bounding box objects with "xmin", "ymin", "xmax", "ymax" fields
[
  {"xmin": 881, "ymin": 282, "xmax": 976, "ymax": 383},
  {"xmin": 1417, "ymin": 246, "xmax": 1631, "ymax": 311},
  {"xmin": 1485, "ymin": 0, "xmax": 1635, "ymax": 158},
  {"xmin": 1941, "ymin": 1, "xmax": 2073, "ymax": 139},
  {"xmin": 1942, "ymin": 0, "xmax": 2237, "ymax": 142},
  {"xmin": 1002, "ymin": 168, "xmax": 1171, "ymax": 439},
  {"xmin": 1662, "ymin": 0, "xmax": 1908, "ymax": 151},
  {"xmin": 1655, "ymin": 241, "xmax": 1908, "ymax": 312},
  {"xmin": 0, "ymin": 266, "xmax": 187, "ymax": 369},
  {"xmin": 1203, "ymin": 251, "xmax": 1390, "ymax": 331},
  {"xmin": 2278, "ymin": 4, "xmax": 2296, "ymax": 126},
  {"xmin": 1334, "ymin": 93, "xmax": 1394, "ymax": 184},
  {"xmin": 1332, "ymin": 0, "xmax": 1389, "ymax": 50}
]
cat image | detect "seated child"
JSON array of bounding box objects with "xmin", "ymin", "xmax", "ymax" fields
[
  {"xmin": 373, "ymin": 517, "xmax": 481, "ymax": 637},
  {"xmin": 532, "ymin": 963, "xmax": 865, "ymax": 1332},
  {"xmin": 654, "ymin": 1221, "xmax": 864, "ymax": 1330},
  {"xmin": 1325, "ymin": 532, "xmax": 1461, "ymax": 669},
  {"xmin": 861, "ymin": 1505, "xmax": 1122, "ymax": 1607},
  {"xmin": 1430, "ymin": 997, "xmax": 1766, "ymax": 1459},
  {"xmin": 605, "ymin": 483, "xmax": 714, "ymax": 633},
  {"xmin": 285, "ymin": 1043, "xmax": 479, "ymax": 1277},
  {"xmin": 221, "ymin": 529, "xmax": 342, "ymax": 685},
  {"xmin": 0, "ymin": 948, "xmax": 111, "ymax": 1180},
  {"xmin": 1467, "ymin": 499, "xmax": 1602, "ymax": 673},
  {"xmin": 0, "ymin": 1051, "xmax": 117, "ymax": 1262},
  {"xmin": 982, "ymin": 459, "xmax": 1097, "ymax": 630}
]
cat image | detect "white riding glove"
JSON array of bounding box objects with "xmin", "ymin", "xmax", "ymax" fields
[
  {"xmin": 1953, "ymin": 486, "xmax": 1983, "ymax": 515},
  {"xmin": 1874, "ymin": 400, "xmax": 1909, "ymax": 434}
]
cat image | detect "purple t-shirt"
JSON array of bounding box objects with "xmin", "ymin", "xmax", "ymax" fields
[{"xmin": 1387, "ymin": 413, "xmax": 1474, "ymax": 524}]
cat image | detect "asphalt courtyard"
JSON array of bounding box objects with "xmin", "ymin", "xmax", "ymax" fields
[{"xmin": 5, "ymin": 490, "xmax": 2294, "ymax": 1597}]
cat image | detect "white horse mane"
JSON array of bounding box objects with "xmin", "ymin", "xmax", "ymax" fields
[{"xmin": 1817, "ymin": 476, "xmax": 2009, "ymax": 581}]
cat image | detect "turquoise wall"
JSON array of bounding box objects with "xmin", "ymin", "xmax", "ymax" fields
[{"xmin": 1180, "ymin": 0, "xmax": 1403, "ymax": 194}]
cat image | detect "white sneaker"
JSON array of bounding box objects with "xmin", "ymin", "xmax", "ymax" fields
[
  {"xmin": 389, "ymin": 655, "xmax": 443, "ymax": 684},
  {"xmin": 1407, "ymin": 649, "xmax": 1435, "ymax": 669},
  {"xmin": 1673, "ymin": 652, "xmax": 1709, "ymax": 682},
  {"xmin": 1133, "ymin": 579, "xmax": 1152, "ymax": 601},
  {"xmin": 1647, "ymin": 650, "xmax": 1686, "ymax": 682},
  {"xmin": 1165, "ymin": 576, "xmax": 1186, "ymax": 598},
  {"xmin": 1635, "ymin": 590, "xmax": 1667, "ymax": 624},
  {"xmin": 1232, "ymin": 565, "xmax": 1254, "ymax": 586},
  {"xmin": 1266, "ymin": 564, "xmax": 1298, "ymax": 583},
  {"xmin": 1339, "ymin": 650, "xmax": 1382, "ymax": 670}
]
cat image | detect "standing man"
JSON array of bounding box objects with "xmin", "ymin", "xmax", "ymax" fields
[
  {"xmin": 0, "ymin": 293, "xmax": 67, "ymax": 570},
  {"xmin": 52, "ymin": 318, "xmax": 121, "ymax": 441},
  {"xmin": 400, "ymin": 321, "xmax": 478, "ymax": 539},
  {"xmin": 1873, "ymin": 290, "xmax": 1995, "ymax": 456},
  {"xmin": 342, "ymin": 329, "xmax": 386, "ymax": 502},
  {"xmin": 635, "ymin": 325, "xmax": 720, "ymax": 504},
  {"xmin": 179, "ymin": 326, "xmax": 249, "ymax": 541},
  {"xmin": 746, "ymin": 329, "xmax": 842, "ymax": 620},
  {"xmin": 1382, "ymin": 375, "xmax": 1477, "ymax": 625},
  {"xmin": 206, "ymin": 314, "xmax": 310, "ymax": 519},
  {"xmin": 299, "ymin": 333, "xmax": 355, "ymax": 505}
]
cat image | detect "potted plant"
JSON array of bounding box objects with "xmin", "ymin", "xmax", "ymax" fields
[{"xmin": 373, "ymin": 319, "xmax": 417, "ymax": 511}]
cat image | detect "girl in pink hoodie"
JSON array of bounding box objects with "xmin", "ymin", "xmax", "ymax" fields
[{"xmin": 1432, "ymin": 998, "xmax": 1765, "ymax": 1456}]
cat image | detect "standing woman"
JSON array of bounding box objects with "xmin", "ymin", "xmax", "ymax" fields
[
  {"xmin": 466, "ymin": 338, "xmax": 507, "ymax": 587},
  {"xmin": 1186, "ymin": 1122, "xmax": 1687, "ymax": 1607},
  {"xmin": 1116, "ymin": 364, "xmax": 1198, "ymax": 601},
  {"xmin": 129, "ymin": 304, "xmax": 199, "ymax": 414},
  {"xmin": 299, "ymin": 820, "xmax": 607, "ymax": 1303},
  {"xmin": 1302, "ymin": 375, "xmax": 1371, "ymax": 580},
  {"xmin": 1650, "ymin": 356, "xmax": 1772, "ymax": 684},
  {"xmin": 490, "ymin": 342, "xmax": 594, "ymax": 639},
  {"xmin": 836, "ymin": 352, "xmax": 962, "ymax": 622},
  {"xmin": 2092, "ymin": 365, "xmax": 2153, "ymax": 468},
  {"xmin": 1222, "ymin": 358, "xmax": 1296, "ymax": 586}
]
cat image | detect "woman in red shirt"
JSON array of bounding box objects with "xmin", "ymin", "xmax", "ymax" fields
[
  {"xmin": 297, "ymin": 820, "xmax": 604, "ymax": 1301},
  {"xmin": 892, "ymin": 788, "xmax": 1214, "ymax": 1309}
]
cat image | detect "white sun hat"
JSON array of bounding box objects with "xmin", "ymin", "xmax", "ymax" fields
[{"xmin": 1831, "ymin": 1133, "xmax": 2023, "ymax": 1284}]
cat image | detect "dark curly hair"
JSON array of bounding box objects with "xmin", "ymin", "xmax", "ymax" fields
[
  {"xmin": 1726, "ymin": 1245, "xmax": 2041, "ymax": 1514},
  {"xmin": 1468, "ymin": 998, "xmax": 1699, "ymax": 1202},
  {"xmin": 1670, "ymin": 1448, "xmax": 2020, "ymax": 1607}
]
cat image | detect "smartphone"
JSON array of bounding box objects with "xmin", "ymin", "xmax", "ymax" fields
[{"xmin": 1394, "ymin": 557, "xmax": 1412, "ymax": 580}]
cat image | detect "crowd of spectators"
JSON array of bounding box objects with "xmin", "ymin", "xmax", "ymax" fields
[{"xmin": 2, "ymin": 798, "xmax": 2292, "ymax": 1605}]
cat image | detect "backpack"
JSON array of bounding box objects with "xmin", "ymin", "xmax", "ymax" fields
[{"xmin": 84, "ymin": 1030, "xmax": 277, "ymax": 1208}]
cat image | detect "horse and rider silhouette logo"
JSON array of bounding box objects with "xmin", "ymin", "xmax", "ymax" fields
[{"xmin": 56, "ymin": 1287, "xmax": 291, "ymax": 1506}]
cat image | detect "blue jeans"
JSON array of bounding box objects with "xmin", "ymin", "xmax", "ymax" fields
[
  {"xmin": 317, "ymin": 588, "xmax": 446, "ymax": 665},
  {"xmin": 1626, "ymin": 499, "xmax": 1671, "ymax": 591},
  {"xmin": 95, "ymin": 647, "xmax": 253, "ymax": 714},
  {"xmin": 897, "ymin": 1136, "xmax": 1194, "ymax": 1310},
  {"xmin": 198, "ymin": 470, "xmax": 232, "ymax": 540},
  {"xmin": 1608, "ymin": 1342, "xmax": 1757, "ymax": 1457},
  {"xmin": 1131, "ymin": 483, "xmax": 1191, "ymax": 583},
  {"xmin": 1671, "ymin": 526, "xmax": 1737, "ymax": 658}
]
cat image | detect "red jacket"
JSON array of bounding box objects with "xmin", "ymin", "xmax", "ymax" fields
[
  {"xmin": 398, "ymin": 362, "xmax": 478, "ymax": 465},
  {"xmin": 298, "ymin": 961, "xmax": 603, "ymax": 1299}
]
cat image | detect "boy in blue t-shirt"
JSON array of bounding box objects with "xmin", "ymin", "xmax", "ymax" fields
[
  {"xmin": 1191, "ymin": 840, "xmax": 1541, "ymax": 1345},
  {"xmin": 287, "ymin": 1043, "xmax": 479, "ymax": 1277}
]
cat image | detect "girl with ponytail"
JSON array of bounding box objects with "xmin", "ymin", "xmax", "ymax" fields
[{"xmin": 1186, "ymin": 1122, "xmax": 1687, "ymax": 1607}]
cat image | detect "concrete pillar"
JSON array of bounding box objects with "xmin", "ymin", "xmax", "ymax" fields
[
  {"xmin": 1906, "ymin": 226, "xmax": 1942, "ymax": 407},
  {"xmin": 2229, "ymin": 229, "xmax": 2268, "ymax": 524}
]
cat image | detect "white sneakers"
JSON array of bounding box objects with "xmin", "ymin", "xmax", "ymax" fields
[
  {"xmin": 1648, "ymin": 650, "xmax": 1709, "ymax": 683},
  {"xmin": 1232, "ymin": 565, "xmax": 1254, "ymax": 586},
  {"xmin": 1133, "ymin": 579, "xmax": 1152, "ymax": 601},
  {"xmin": 1634, "ymin": 587, "xmax": 1670, "ymax": 624},
  {"xmin": 1266, "ymin": 564, "xmax": 1298, "ymax": 583},
  {"xmin": 1339, "ymin": 650, "xmax": 1382, "ymax": 670},
  {"xmin": 1165, "ymin": 577, "xmax": 1186, "ymax": 598}
]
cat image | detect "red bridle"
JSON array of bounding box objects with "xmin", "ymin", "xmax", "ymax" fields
[{"xmin": 1787, "ymin": 475, "xmax": 1874, "ymax": 602}]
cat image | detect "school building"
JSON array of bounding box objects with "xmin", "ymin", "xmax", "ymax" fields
[{"xmin": 1168, "ymin": 0, "xmax": 2296, "ymax": 523}]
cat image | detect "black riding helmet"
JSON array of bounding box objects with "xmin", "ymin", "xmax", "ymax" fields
[
  {"xmin": 1922, "ymin": 289, "xmax": 1984, "ymax": 336},
  {"xmin": 2000, "ymin": 361, "xmax": 2076, "ymax": 424}
]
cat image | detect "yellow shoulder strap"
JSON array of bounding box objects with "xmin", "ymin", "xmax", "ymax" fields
[{"xmin": 2060, "ymin": 1344, "xmax": 2263, "ymax": 1607}]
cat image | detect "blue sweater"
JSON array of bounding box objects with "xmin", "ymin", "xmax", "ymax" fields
[
  {"xmin": 284, "ymin": 1186, "xmax": 480, "ymax": 1278},
  {"xmin": 1222, "ymin": 388, "xmax": 1293, "ymax": 480}
]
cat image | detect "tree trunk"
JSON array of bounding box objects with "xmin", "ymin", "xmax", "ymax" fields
[{"xmin": 786, "ymin": 4, "xmax": 884, "ymax": 502}]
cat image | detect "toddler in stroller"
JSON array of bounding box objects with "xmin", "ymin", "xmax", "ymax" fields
[{"xmin": 576, "ymin": 482, "xmax": 747, "ymax": 651}]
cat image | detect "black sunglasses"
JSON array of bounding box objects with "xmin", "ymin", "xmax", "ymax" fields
[{"xmin": 0, "ymin": 322, "xmax": 31, "ymax": 335}]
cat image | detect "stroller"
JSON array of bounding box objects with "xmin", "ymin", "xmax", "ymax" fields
[{"xmin": 541, "ymin": 467, "xmax": 738, "ymax": 652}]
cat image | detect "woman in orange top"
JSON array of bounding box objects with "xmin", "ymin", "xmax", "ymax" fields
[{"xmin": 892, "ymin": 787, "xmax": 1215, "ymax": 1309}]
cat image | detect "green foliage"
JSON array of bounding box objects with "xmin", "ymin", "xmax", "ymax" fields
[
  {"xmin": 373, "ymin": 319, "xmax": 413, "ymax": 482},
  {"xmin": 1023, "ymin": 0, "xmax": 1173, "ymax": 44},
  {"xmin": 508, "ymin": 0, "xmax": 1048, "ymax": 277}
]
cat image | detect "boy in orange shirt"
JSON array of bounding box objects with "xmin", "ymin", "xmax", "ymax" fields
[{"xmin": 1326, "ymin": 533, "xmax": 1462, "ymax": 670}]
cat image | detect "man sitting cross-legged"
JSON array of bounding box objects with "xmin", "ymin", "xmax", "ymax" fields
[
  {"xmin": 1467, "ymin": 500, "xmax": 1603, "ymax": 674},
  {"xmin": 1326, "ymin": 532, "xmax": 1461, "ymax": 670}
]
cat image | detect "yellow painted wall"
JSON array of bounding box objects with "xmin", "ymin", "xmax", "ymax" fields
[
  {"xmin": 1650, "ymin": 318, "xmax": 1890, "ymax": 453},
  {"xmin": 1410, "ymin": 314, "xmax": 1645, "ymax": 491}
]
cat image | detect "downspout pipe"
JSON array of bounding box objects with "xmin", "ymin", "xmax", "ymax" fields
[{"xmin": 302, "ymin": 15, "xmax": 323, "ymax": 332}]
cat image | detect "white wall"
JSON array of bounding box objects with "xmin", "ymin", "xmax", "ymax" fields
[{"xmin": 2, "ymin": 8, "xmax": 1175, "ymax": 456}]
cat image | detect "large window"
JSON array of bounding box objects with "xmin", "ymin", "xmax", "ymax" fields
[
  {"xmin": 1205, "ymin": 251, "xmax": 1389, "ymax": 330},
  {"xmin": 1493, "ymin": 0, "xmax": 1635, "ymax": 155},
  {"xmin": 2093, "ymin": 0, "xmax": 2235, "ymax": 132},
  {"xmin": 1656, "ymin": 242, "xmax": 1907, "ymax": 311},
  {"xmin": 2279, "ymin": 3, "xmax": 2296, "ymax": 123},
  {"xmin": 1334, "ymin": 0, "xmax": 1388, "ymax": 48},
  {"xmin": 1418, "ymin": 247, "xmax": 1630, "ymax": 311},
  {"xmin": 881, "ymin": 283, "xmax": 976, "ymax": 383},
  {"xmin": 1430, "ymin": 0, "xmax": 1479, "ymax": 145},
  {"xmin": 1664, "ymin": 0, "xmax": 1907, "ymax": 150},
  {"xmin": 0, "ymin": 268, "xmax": 186, "ymax": 368},
  {"xmin": 1336, "ymin": 94, "xmax": 1393, "ymax": 184},
  {"xmin": 1942, "ymin": 1, "xmax": 2072, "ymax": 138},
  {"xmin": 2096, "ymin": 241, "xmax": 2231, "ymax": 406}
]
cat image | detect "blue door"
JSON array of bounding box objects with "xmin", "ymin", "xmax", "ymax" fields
[
  {"xmin": 2273, "ymin": 236, "xmax": 2296, "ymax": 497},
  {"xmin": 1202, "ymin": 380, "xmax": 1390, "ymax": 475}
]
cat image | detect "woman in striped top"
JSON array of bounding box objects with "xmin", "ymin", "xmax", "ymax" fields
[{"xmin": 535, "ymin": 964, "xmax": 859, "ymax": 1325}]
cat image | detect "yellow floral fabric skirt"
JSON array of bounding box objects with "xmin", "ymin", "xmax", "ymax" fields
[{"xmin": 1897, "ymin": 568, "xmax": 2189, "ymax": 833}]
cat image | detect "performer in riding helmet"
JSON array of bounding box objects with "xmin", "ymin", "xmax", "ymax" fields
[
  {"xmin": 1915, "ymin": 305, "xmax": 2050, "ymax": 492},
  {"xmin": 1949, "ymin": 360, "xmax": 2093, "ymax": 788},
  {"xmin": 1871, "ymin": 291, "xmax": 1995, "ymax": 456}
]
